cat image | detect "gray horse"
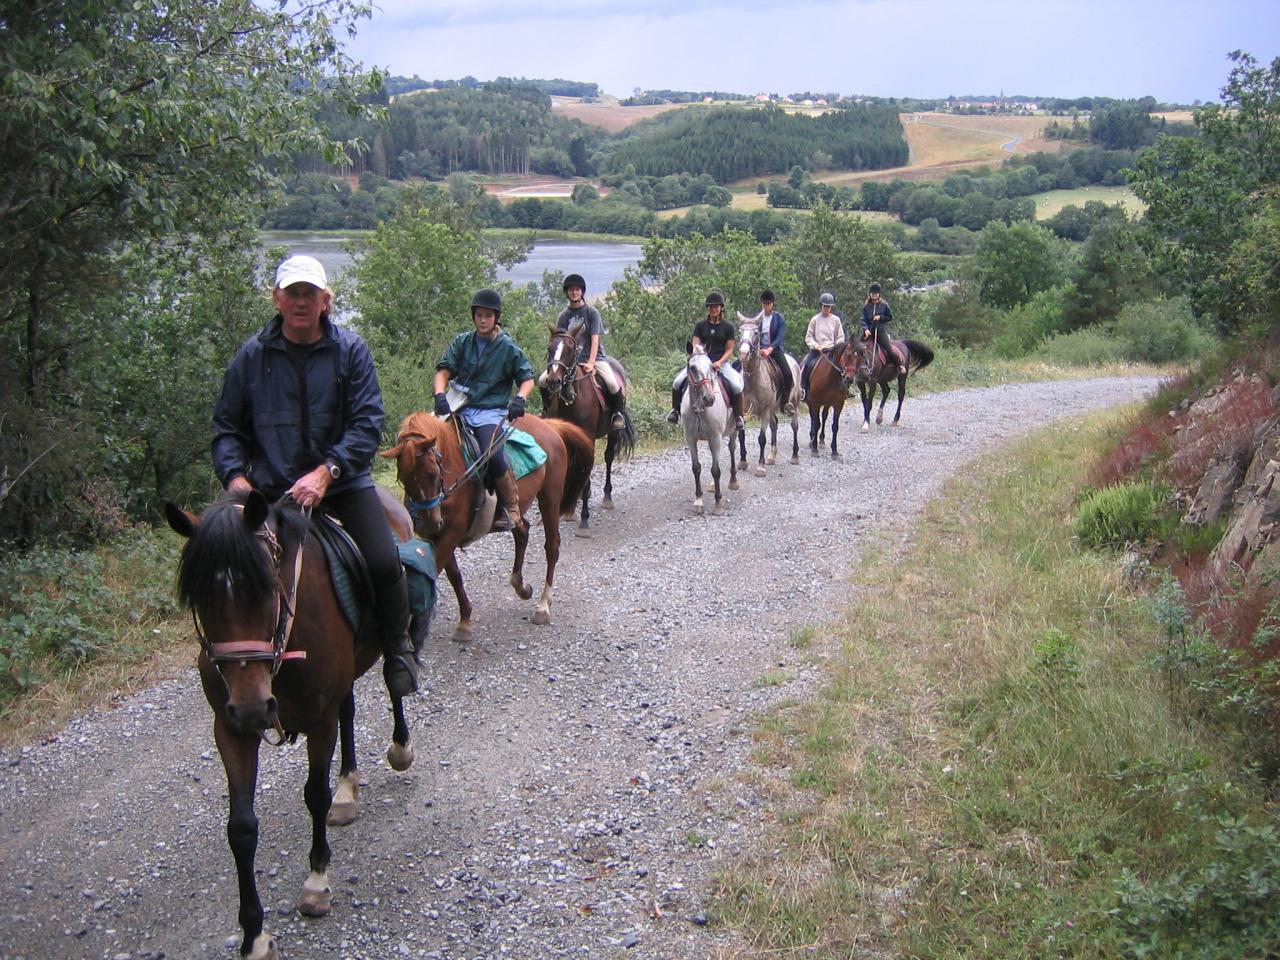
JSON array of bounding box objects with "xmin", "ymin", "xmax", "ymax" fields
[
  {"xmin": 735, "ymin": 311, "xmax": 801, "ymax": 475},
  {"xmin": 680, "ymin": 344, "xmax": 739, "ymax": 515}
]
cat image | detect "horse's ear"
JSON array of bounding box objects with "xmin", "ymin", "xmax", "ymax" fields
[
  {"xmin": 380, "ymin": 442, "xmax": 404, "ymax": 459},
  {"xmin": 164, "ymin": 501, "xmax": 198, "ymax": 539},
  {"xmin": 243, "ymin": 490, "xmax": 269, "ymax": 530},
  {"xmin": 737, "ymin": 310, "xmax": 749, "ymax": 322},
  {"xmin": 685, "ymin": 338, "xmax": 694, "ymax": 356}
]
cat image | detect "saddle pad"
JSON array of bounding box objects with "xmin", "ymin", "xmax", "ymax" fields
[
  {"xmin": 507, "ymin": 427, "xmax": 548, "ymax": 480},
  {"xmin": 398, "ymin": 538, "xmax": 438, "ymax": 619},
  {"xmin": 314, "ymin": 514, "xmax": 371, "ymax": 633}
]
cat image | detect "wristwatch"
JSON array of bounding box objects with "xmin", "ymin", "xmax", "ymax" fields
[{"xmin": 324, "ymin": 460, "xmax": 341, "ymax": 481}]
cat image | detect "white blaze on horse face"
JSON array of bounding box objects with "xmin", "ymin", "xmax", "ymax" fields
[{"xmin": 552, "ymin": 341, "xmax": 566, "ymax": 370}]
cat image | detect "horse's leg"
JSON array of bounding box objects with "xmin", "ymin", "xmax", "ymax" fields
[
  {"xmin": 727, "ymin": 422, "xmax": 739, "ymax": 492},
  {"xmin": 755, "ymin": 422, "xmax": 767, "ymax": 476},
  {"xmin": 602, "ymin": 432, "xmax": 617, "ymax": 510},
  {"xmin": 533, "ymin": 490, "xmax": 559, "ymax": 626},
  {"xmin": 214, "ymin": 722, "xmax": 277, "ymax": 960},
  {"xmin": 443, "ymin": 553, "xmax": 473, "ymax": 642},
  {"xmin": 737, "ymin": 423, "xmax": 747, "ymax": 470},
  {"xmin": 893, "ymin": 374, "xmax": 906, "ymax": 425},
  {"xmin": 809, "ymin": 405, "xmax": 820, "ymax": 454},
  {"xmin": 509, "ymin": 515, "xmax": 533, "ymax": 602},
  {"xmin": 327, "ymin": 689, "xmax": 359, "ymax": 826},
  {"xmin": 297, "ymin": 721, "xmax": 338, "ymax": 918},
  {"xmin": 386, "ymin": 693, "xmax": 413, "ymax": 772},
  {"xmin": 689, "ymin": 438, "xmax": 704, "ymax": 515},
  {"xmin": 789, "ymin": 410, "xmax": 800, "ymax": 464},
  {"xmin": 860, "ymin": 382, "xmax": 872, "ymax": 432},
  {"xmin": 710, "ymin": 439, "xmax": 724, "ymax": 514},
  {"xmin": 876, "ymin": 380, "xmax": 890, "ymax": 425},
  {"xmin": 576, "ymin": 469, "xmax": 592, "ymax": 537},
  {"xmin": 831, "ymin": 403, "xmax": 842, "ymax": 458},
  {"xmin": 766, "ymin": 413, "xmax": 778, "ymax": 466}
]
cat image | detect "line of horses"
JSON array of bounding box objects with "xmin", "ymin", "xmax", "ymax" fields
[{"xmin": 164, "ymin": 315, "xmax": 931, "ymax": 959}]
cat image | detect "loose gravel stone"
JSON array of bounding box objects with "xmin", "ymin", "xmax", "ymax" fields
[{"xmin": 0, "ymin": 379, "xmax": 1157, "ymax": 959}]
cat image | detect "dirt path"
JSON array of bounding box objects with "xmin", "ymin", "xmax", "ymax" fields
[{"xmin": 0, "ymin": 378, "xmax": 1159, "ymax": 960}]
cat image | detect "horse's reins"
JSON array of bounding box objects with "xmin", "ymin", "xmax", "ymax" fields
[
  {"xmin": 401, "ymin": 421, "xmax": 515, "ymax": 523},
  {"xmin": 545, "ymin": 334, "xmax": 589, "ymax": 403}
]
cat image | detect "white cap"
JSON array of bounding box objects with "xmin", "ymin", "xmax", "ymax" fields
[{"xmin": 275, "ymin": 255, "xmax": 327, "ymax": 290}]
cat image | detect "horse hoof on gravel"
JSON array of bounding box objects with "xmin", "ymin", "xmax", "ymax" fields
[
  {"xmin": 730, "ymin": 479, "xmax": 739, "ymax": 491},
  {"xmin": 511, "ymin": 574, "xmax": 533, "ymax": 601},
  {"xmin": 387, "ymin": 740, "xmax": 414, "ymax": 772},
  {"xmin": 693, "ymin": 502, "xmax": 704, "ymax": 516},
  {"xmin": 532, "ymin": 608, "xmax": 551, "ymax": 626},
  {"xmin": 790, "ymin": 455, "xmax": 799, "ymax": 465},
  {"xmin": 575, "ymin": 526, "xmax": 592, "ymax": 539},
  {"xmin": 326, "ymin": 773, "xmax": 359, "ymax": 826},
  {"xmin": 451, "ymin": 623, "xmax": 473, "ymax": 643},
  {"xmin": 765, "ymin": 454, "xmax": 776, "ymax": 466},
  {"xmin": 861, "ymin": 423, "xmax": 870, "ymax": 433},
  {"xmin": 298, "ymin": 885, "xmax": 332, "ymax": 917},
  {"xmin": 737, "ymin": 459, "xmax": 747, "ymax": 470},
  {"xmin": 602, "ymin": 498, "xmax": 614, "ymax": 510},
  {"xmin": 754, "ymin": 466, "xmax": 766, "ymax": 477},
  {"xmin": 245, "ymin": 933, "xmax": 279, "ymax": 960},
  {"xmin": 712, "ymin": 502, "xmax": 724, "ymax": 516}
]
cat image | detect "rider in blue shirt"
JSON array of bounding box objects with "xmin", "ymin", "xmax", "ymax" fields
[{"xmin": 757, "ymin": 289, "xmax": 796, "ymax": 415}]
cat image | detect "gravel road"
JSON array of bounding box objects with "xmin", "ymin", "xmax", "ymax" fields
[{"xmin": 0, "ymin": 377, "xmax": 1160, "ymax": 960}]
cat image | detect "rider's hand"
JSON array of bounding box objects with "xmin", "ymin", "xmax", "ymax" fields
[
  {"xmin": 583, "ymin": 360, "xmax": 596, "ymax": 375},
  {"xmin": 434, "ymin": 392, "xmax": 450, "ymax": 417},
  {"xmin": 507, "ymin": 395, "xmax": 526, "ymax": 421},
  {"xmin": 289, "ymin": 465, "xmax": 330, "ymax": 508}
]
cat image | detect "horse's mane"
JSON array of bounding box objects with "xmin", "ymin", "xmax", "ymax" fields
[
  {"xmin": 176, "ymin": 491, "xmax": 278, "ymax": 618},
  {"xmin": 397, "ymin": 411, "xmax": 452, "ymax": 445}
]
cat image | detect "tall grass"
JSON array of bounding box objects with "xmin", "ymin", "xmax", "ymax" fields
[{"xmin": 715, "ymin": 410, "xmax": 1279, "ymax": 958}]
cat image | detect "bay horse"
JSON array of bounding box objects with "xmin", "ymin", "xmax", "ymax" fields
[
  {"xmin": 852, "ymin": 332, "xmax": 935, "ymax": 432},
  {"xmin": 681, "ymin": 344, "xmax": 739, "ymax": 515},
  {"xmin": 539, "ymin": 319, "xmax": 636, "ymax": 536},
  {"xmin": 734, "ymin": 311, "xmax": 801, "ymax": 475},
  {"xmin": 383, "ymin": 411, "xmax": 593, "ymax": 639},
  {"xmin": 803, "ymin": 342, "xmax": 853, "ymax": 458},
  {"xmin": 165, "ymin": 486, "xmax": 425, "ymax": 960}
]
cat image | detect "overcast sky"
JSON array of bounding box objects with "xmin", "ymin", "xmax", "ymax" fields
[{"xmin": 343, "ymin": 0, "xmax": 1277, "ymax": 104}]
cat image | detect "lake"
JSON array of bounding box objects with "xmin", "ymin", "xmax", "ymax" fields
[{"xmin": 260, "ymin": 232, "xmax": 643, "ymax": 293}]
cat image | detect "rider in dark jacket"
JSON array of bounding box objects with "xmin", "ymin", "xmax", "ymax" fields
[
  {"xmin": 213, "ymin": 254, "xmax": 418, "ymax": 699},
  {"xmin": 859, "ymin": 282, "xmax": 899, "ymax": 368},
  {"xmin": 757, "ymin": 288, "xmax": 795, "ymax": 414}
]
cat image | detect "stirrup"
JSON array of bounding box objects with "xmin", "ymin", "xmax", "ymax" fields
[
  {"xmin": 783, "ymin": 402, "xmax": 796, "ymax": 416},
  {"xmin": 734, "ymin": 415, "xmax": 745, "ymax": 430}
]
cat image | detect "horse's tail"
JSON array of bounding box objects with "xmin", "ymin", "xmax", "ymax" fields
[
  {"xmin": 549, "ymin": 419, "xmax": 595, "ymax": 518},
  {"xmin": 903, "ymin": 339, "xmax": 934, "ymax": 372},
  {"xmin": 612, "ymin": 409, "xmax": 637, "ymax": 463}
]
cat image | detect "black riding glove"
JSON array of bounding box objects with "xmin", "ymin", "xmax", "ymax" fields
[
  {"xmin": 507, "ymin": 395, "xmax": 526, "ymax": 421},
  {"xmin": 434, "ymin": 392, "xmax": 450, "ymax": 417}
]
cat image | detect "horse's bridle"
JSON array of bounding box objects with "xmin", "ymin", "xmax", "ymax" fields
[
  {"xmin": 687, "ymin": 354, "xmax": 717, "ymax": 414},
  {"xmin": 544, "ymin": 331, "xmax": 586, "ymax": 405},
  {"xmin": 403, "ymin": 441, "xmax": 446, "ymax": 523},
  {"xmin": 191, "ymin": 505, "xmax": 308, "ymax": 678}
]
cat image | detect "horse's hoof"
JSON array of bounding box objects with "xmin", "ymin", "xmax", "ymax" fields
[
  {"xmin": 298, "ymin": 887, "xmax": 332, "ymax": 917},
  {"xmin": 730, "ymin": 480, "xmax": 739, "ymax": 490},
  {"xmin": 861, "ymin": 423, "xmax": 870, "ymax": 433},
  {"xmin": 451, "ymin": 624, "xmax": 473, "ymax": 643},
  {"xmin": 575, "ymin": 526, "xmax": 592, "ymax": 539},
  {"xmin": 327, "ymin": 800, "xmax": 357, "ymax": 826},
  {"xmin": 712, "ymin": 502, "xmax": 724, "ymax": 516},
  {"xmin": 532, "ymin": 608, "xmax": 551, "ymax": 626},
  {"xmin": 737, "ymin": 460, "xmax": 747, "ymax": 470},
  {"xmin": 754, "ymin": 466, "xmax": 766, "ymax": 477},
  {"xmin": 602, "ymin": 498, "xmax": 614, "ymax": 510},
  {"xmin": 245, "ymin": 932, "xmax": 279, "ymax": 960},
  {"xmin": 693, "ymin": 503, "xmax": 704, "ymax": 516},
  {"xmin": 386, "ymin": 740, "xmax": 414, "ymax": 772},
  {"xmin": 512, "ymin": 576, "xmax": 533, "ymax": 601},
  {"xmin": 892, "ymin": 421, "xmax": 901, "ymax": 427},
  {"xmin": 765, "ymin": 456, "xmax": 776, "ymax": 466},
  {"xmin": 790, "ymin": 456, "xmax": 799, "ymax": 465}
]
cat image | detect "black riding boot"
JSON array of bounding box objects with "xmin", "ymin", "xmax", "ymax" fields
[
  {"xmin": 666, "ymin": 385, "xmax": 684, "ymax": 424},
  {"xmin": 773, "ymin": 354, "xmax": 796, "ymax": 414},
  {"xmin": 375, "ymin": 573, "xmax": 418, "ymax": 698},
  {"xmin": 606, "ymin": 388, "xmax": 627, "ymax": 430},
  {"xmin": 730, "ymin": 391, "xmax": 746, "ymax": 431}
]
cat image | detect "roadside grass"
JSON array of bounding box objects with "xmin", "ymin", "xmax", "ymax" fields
[
  {"xmin": 713, "ymin": 411, "xmax": 1278, "ymax": 958},
  {"xmin": 1032, "ymin": 185, "xmax": 1146, "ymax": 221}
]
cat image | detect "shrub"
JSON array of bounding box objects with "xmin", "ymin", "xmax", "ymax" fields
[
  {"xmin": 1073, "ymin": 481, "xmax": 1169, "ymax": 549},
  {"xmin": 1111, "ymin": 297, "xmax": 1216, "ymax": 364},
  {"xmin": 1033, "ymin": 326, "xmax": 1127, "ymax": 367}
]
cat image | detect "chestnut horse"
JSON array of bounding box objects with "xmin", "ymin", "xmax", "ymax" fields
[
  {"xmin": 804, "ymin": 342, "xmax": 853, "ymax": 458},
  {"xmin": 852, "ymin": 333, "xmax": 935, "ymax": 431},
  {"xmin": 540, "ymin": 320, "xmax": 636, "ymax": 536},
  {"xmin": 165, "ymin": 486, "xmax": 425, "ymax": 960},
  {"xmin": 384, "ymin": 412, "xmax": 593, "ymax": 639}
]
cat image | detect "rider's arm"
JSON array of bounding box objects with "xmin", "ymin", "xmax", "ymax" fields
[
  {"xmin": 516, "ymin": 377, "xmax": 535, "ymax": 401},
  {"xmin": 585, "ymin": 334, "xmax": 600, "ymax": 367},
  {"xmin": 716, "ymin": 339, "xmax": 736, "ymax": 367},
  {"xmin": 433, "ymin": 368, "xmax": 452, "ymax": 394},
  {"xmin": 212, "ymin": 345, "xmax": 252, "ymax": 489},
  {"xmin": 805, "ymin": 318, "xmax": 819, "ymax": 351}
]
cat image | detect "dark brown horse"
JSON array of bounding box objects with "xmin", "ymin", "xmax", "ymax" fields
[
  {"xmin": 852, "ymin": 333, "xmax": 935, "ymax": 431},
  {"xmin": 383, "ymin": 411, "xmax": 594, "ymax": 639},
  {"xmin": 165, "ymin": 486, "xmax": 423, "ymax": 960},
  {"xmin": 539, "ymin": 320, "xmax": 635, "ymax": 536},
  {"xmin": 804, "ymin": 343, "xmax": 854, "ymax": 457}
]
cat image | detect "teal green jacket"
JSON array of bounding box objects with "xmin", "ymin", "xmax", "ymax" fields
[{"xmin": 436, "ymin": 330, "xmax": 535, "ymax": 410}]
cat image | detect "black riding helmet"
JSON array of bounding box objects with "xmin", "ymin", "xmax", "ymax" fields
[
  {"xmin": 563, "ymin": 273, "xmax": 586, "ymax": 295},
  {"xmin": 760, "ymin": 289, "xmax": 775, "ymax": 304},
  {"xmin": 470, "ymin": 288, "xmax": 503, "ymax": 317},
  {"xmin": 868, "ymin": 282, "xmax": 882, "ymax": 294},
  {"xmin": 705, "ymin": 289, "xmax": 725, "ymax": 307}
]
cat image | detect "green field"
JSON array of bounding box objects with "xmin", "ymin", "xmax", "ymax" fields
[{"xmin": 1032, "ymin": 184, "xmax": 1145, "ymax": 220}]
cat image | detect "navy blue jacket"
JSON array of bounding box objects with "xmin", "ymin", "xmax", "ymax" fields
[
  {"xmin": 212, "ymin": 315, "xmax": 384, "ymax": 499},
  {"xmin": 759, "ymin": 310, "xmax": 786, "ymax": 351}
]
